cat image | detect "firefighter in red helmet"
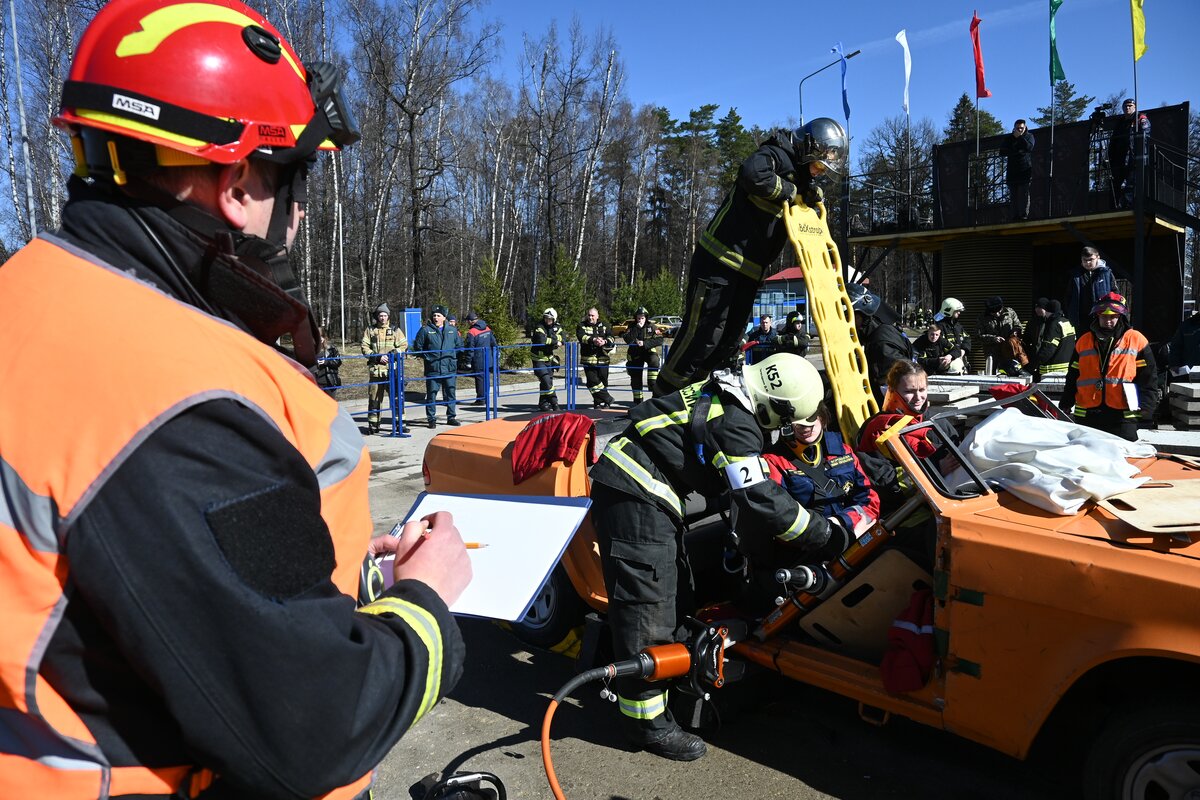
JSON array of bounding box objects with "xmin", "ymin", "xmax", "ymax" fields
[{"xmin": 0, "ymin": 2, "xmax": 469, "ymax": 798}]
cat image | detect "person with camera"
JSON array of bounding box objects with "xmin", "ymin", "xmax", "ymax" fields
[
  {"xmin": 1000, "ymin": 119, "xmax": 1035, "ymax": 221},
  {"xmin": 1108, "ymin": 98, "xmax": 1151, "ymax": 209}
]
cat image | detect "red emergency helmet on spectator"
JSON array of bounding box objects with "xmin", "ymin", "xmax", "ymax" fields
[{"xmin": 1091, "ymin": 291, "xmax": 1129, "ymax": 319}]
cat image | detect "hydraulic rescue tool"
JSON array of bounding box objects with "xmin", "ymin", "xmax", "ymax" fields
[
  {"xmin": 540, "ymin": 619, "xmax": 743, "ymax": 800},
  {"xmin": 756, "ymin": 493, "xmax": 926, "ymax": 639}
]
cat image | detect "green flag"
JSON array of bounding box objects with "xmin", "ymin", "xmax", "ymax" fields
[{"xmin": 1049, "ymin": 0, "xmax": 1066, "ymax": 82}]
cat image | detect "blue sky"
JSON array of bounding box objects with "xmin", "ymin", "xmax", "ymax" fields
[{"xmin": 486, "ymin": 0, "xmax": 1195, "ymax": 158}]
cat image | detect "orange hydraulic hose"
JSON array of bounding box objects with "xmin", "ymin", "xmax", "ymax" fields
[{"xmin": 542, "ymin": 699, "xmax": 567, "ymax": 800}]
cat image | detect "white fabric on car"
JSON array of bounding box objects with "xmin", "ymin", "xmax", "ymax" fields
[{"xmin": 957, "ymin": 407, "xmax": 1156, "ymax": 515}]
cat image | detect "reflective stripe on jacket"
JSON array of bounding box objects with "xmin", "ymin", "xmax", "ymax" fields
[
  {"xmin": 1072, "ymin": 328, "xmax": 1150, "ymax": 411},
  {"xmin": 589, "ymin": 377, "xmax": 821, "ymax": 547},
  {"xmin": 0, "ymin": 236, "xmax": 396, "ymax": 799}
]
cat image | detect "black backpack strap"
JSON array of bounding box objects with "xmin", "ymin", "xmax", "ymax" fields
[{"xmin": 689, "ymin": 391, "xmax": 714, "ymax": 464}]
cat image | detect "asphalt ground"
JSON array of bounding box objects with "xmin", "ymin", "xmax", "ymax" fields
[{"xmin": 352, "ymin": 364, "xmax": 1066, "ymax": 800}]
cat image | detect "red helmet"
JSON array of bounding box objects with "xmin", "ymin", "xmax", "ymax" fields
[{"xmin": 56, "ymin": 0, "xmax": 357, "ymax": 175}]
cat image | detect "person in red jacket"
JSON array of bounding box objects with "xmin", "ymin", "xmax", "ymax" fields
[{"xmin": 858, "ymin": 360, "xmax": 937, "ymax": 459}]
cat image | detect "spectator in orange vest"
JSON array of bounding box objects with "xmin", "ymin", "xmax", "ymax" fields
[{"xmin": 1060, "ymin": 292, "xmax": 1157, "ymax": 441}]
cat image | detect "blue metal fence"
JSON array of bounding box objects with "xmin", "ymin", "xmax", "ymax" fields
[{"xmin": 324, "ymin": 340, "xmax": 674, "ymax": 435}]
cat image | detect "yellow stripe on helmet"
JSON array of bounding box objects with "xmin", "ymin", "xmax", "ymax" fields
[{"xmin": 117, "ymin": 3, "xmax": 305, "ymax": 80}]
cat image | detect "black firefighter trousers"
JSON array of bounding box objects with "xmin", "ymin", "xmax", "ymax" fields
[
  {"xmin": 656, "ymin": 253, "xmax": 760, "ymax": 394},
  {"xmin": 591, "ymin": 481, "xmax": 695, "ymax": 742}
]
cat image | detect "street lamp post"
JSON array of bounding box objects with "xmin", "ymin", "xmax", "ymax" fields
[{"xmin": 798, "ymin": 49, "xmax": 860, "ymax": 125}]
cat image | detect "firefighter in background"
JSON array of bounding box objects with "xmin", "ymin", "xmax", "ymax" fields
[
  {"xmin": 934, "ymin": 297, "xmax": 972, "ymax": 372},
  {"xmin": 532, "ymin": 308, "xmax": 564, "ymax": 411},
  {"xmin": 590, "ymin": 353, "xmax": 839, "ymax": 761},
  {"xmin": 849, "ymin": 284, "xmax": 913, "ymax": 405},
  {"xmin": 1060, "ymin": 291, "xmax": 1157, "ymax": 441},
  {"xmin": 0, "ymin": 2, "xmax": 471, "ymax": 797},
  {"xmin": 361, "ymin": 302, "xmax": 406, "ymax": 434},
  {"xmin": 623, "ymin": 306, "xmax": 663, "ymax": 404},
  {"xmin": 777, "ymin": 310, "xmax": 811, "ymax": 357},
  {"xmin": 655, "ymin": 118, "xmax": 847, "ymax": 393},
  {"xmin": 577, "ymin": 306, "xmax": 616, "ymax": 408},
  {"xmin": 1027, "ymin": 298, "xmax": 1076, "ymax": 380}
]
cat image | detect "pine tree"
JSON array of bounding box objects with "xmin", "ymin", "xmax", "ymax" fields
[
  {"xmin": 714, "ymin": 107, "xmax": 757, "ymax": 189},
  {"xmin": 1032, "ymin": 81, "xmax": 1096, "ymax": 126},
  {"xmin": 533, "ymin": 247, "xmax": 589, "ymax": 333},
  {"xmin": 472, "ymin": 258, "xmax": 524, "ymax": 368},
  {"xmin": 943, "ymin": 93, "xmax": 1004, "ymax": 143}
]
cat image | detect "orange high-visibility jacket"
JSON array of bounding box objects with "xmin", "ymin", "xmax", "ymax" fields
[
  {"xmin": 0, "ymin": 236, "xmax": 401, "ymax": 799},
  {"xmin": 1071, "ymin": 328, "xmax": 1150, "ymax": 411}
]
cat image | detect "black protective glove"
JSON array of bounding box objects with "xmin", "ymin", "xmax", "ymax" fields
[
  {"xmin": 801, "ymin": 185, "xmax": 825, "ymax": 207},
  {"xmin": 796, "ymin": 515, "xmax": 850, "ymax": 564}
]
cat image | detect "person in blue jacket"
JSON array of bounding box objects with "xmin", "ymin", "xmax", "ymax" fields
[
  {"xmin": 1065, "ymin": 246, "xmax": 1115, "ymax": 333},
  {"xmin": 462, "ymin": 311, "xmax": 497, "ymax": 404},
  {"xmin": 413, "ymin": 304, "xmax": 464, "ymax": 427}
]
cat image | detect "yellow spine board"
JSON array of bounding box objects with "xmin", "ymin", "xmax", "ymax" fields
[{"xmin": 781, "ymin": 200, "xmax": 878, "ymax": 441}]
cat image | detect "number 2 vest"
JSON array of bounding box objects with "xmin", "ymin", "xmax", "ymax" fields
[{"xmin": 0, "ymin": 236, "xmax": 374, "ymax": 799}]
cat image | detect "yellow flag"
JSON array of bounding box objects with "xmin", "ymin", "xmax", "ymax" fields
[{"xmin": 1130, "ymin": 0, "xmax": 1148, "ymax": 61}]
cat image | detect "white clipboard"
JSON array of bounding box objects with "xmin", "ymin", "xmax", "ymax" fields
[{"xmin": 380, "ymin": 492, "xmax": 590, "ymax": 622}]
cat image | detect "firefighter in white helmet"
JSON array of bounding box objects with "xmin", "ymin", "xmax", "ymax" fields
[{"xmin": 589, "ymin": 353, "xmax": 841, "ymax": 761}]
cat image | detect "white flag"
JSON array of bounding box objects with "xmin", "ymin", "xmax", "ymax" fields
[{"xmin": 895, "ymin": 29, "xmax": 912, "ymax": 115}]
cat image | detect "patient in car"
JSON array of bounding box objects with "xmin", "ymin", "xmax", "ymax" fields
[
  {"xmin": 855, "ymin": 360, "xmax": 939, "ymax": 568},
  {"xmin": 763, "ymin": 402, "xmax": 880, "ymax": 538},
  {"xmin": 857, "ymin": 360, "xmax": 937, "ymax": 459}
]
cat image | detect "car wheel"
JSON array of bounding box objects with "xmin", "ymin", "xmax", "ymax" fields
[
  {"xmin": 1082, "ymin": 699, "xmax": 1200, "ymax": 800},
  {"xmin": 510, "ymin": 565, "xmax": 588, "ymax": 650}
]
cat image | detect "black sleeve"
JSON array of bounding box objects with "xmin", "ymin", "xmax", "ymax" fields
[
  {"xmin": 643, "ymin": 327, "xmax": 664, "ymax": 349},
  {"xmin": 1135, "ymin": 341, "xmax": 1158, "ymax": 417},
  {"xmin": 66, "ymin": 401, "xmax": 464, "ymax": 798},
  {"xmin": 737, "ymin": 143, "xmax": 796, "ymax": 203},
  {"xmin": 708, "ymin": 405, "xmax": 829, "ymax": 550},
  {"xmin": 1061, "ymin": 347, "xmax": 1081, "ymax": 410}
]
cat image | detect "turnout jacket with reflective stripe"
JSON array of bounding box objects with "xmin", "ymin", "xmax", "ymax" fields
[
  {"xmin": 1062, "ymin": 325, "xmax": 1155, "ymax": 415},
  {"xmin": 576, "ymin": 321, "xmax": 615, "ymax": 364},
  {"xmin": 694, "ymin": 132, "xmax": 809, "ymax": 283},
  {"xmin": 589, "ymin": 376, "xmax": 826, "ymax": 546},
  {"xmin": 1030, "ymin": 314, "xmax": 1076, "ymax": 374},
  {"xmin": 0, "ymin": 236, "xmax": 463, "ymax": 799}
]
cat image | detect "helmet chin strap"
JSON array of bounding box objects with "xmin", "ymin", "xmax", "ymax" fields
[
  {"xmin": 257, "ymin": 158, "xmax": 318, "ymax": 367},
  {"xmin": 120, "ymin": 171, "xmax": 320, "ymax": 368}
]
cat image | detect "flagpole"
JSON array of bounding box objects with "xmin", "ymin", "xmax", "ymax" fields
[
  {"xmin": 975, "ymin": 96, "xmax": 980, "ymax": 156},
  {"xmin": 1049, "ymin": 84, "xmax": 1056, "ymax": 217}
]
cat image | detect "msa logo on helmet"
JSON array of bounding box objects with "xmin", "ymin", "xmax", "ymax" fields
[
  {"xmin": 257, "ymin": 124, "xmax": 289, "ymax": 144},
  {"xmin": 112, "ymin": 94, "xmax": 160, "ymax": 121}
]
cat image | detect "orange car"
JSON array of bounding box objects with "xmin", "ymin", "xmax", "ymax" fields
[{"xmin": 422, "ymin": 397, "xmax": 1200, "ymax": 798}]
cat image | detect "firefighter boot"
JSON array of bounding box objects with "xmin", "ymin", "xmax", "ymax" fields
[
  {"xmin": 549, "ymin": 397, "xmax": 561, "ymax": 411},
  {"xmin": 640, "ymin": 725, "xmax": 706, "ymax": 762},
  {"xmin": 538, "ymin": 397, "xmax": 553, "ymax": 412}
]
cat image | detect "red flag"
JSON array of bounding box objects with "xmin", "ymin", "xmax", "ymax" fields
[{"xmin": 970, "ymin": 11, "xmax": 992, "ymax": 98}]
